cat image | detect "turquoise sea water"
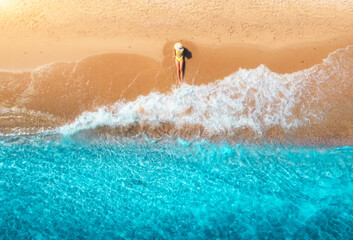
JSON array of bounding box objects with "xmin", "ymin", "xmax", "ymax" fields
[{"xmin": 1, "ymin": 135, "xmax": 352, "ymax": 239}]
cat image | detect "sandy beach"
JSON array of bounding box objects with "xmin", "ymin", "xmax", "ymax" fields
[
  {"xmin": 1, "ymin": 0, "xmax": 352, "ymax": 71},
  {"xmin": 1, "ymin": 0, "xmax": 353, "ymax": 99},
  {"xmin": 0, "ymin": 0, "xmax": 352, "ymax": 145}
]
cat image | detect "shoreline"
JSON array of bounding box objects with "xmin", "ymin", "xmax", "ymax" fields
[
  {"xmin": 0, "ymin": 39, "xmax": 352, "ymax": 120},
  {"xmin": 0, "ymin": 40, "xmax": 352, "ymax": 146}
]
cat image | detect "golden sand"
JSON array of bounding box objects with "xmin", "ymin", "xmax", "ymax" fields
[
  {"xmin": 1, "ymin": 0, "xmax": 352, "ymax": 71},
  {"xmin": 0, "ymin": 0, "xmax": 352, "ymax": 145}
]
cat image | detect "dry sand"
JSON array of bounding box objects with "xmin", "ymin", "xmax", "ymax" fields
[{"xmin": 1, "ymin": 0, "xmax": 353, "ymax": 71}]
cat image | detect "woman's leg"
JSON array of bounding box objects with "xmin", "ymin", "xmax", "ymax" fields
[
  {"xmin": 179, "ymin": 58, "xmax": 184, "ymax": 84},
  {"xmin": 175, "ymin": 58, "xmax": 180, "ymax": 83}
]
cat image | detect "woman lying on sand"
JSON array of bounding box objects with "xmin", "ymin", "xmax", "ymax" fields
[{"xmin": 173, "ymin": 43, "xmax": 184, "ymax": 85}]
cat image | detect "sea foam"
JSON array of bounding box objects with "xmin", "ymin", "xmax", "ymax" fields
[{"xmin": 58, "ymin": 64, "xmax": 323, "ymax": 136}]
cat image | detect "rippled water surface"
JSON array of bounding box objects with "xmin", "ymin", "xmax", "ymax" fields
[{"xmin": 1, "ymin": 135, "xmax": 353, "ymax": 239}]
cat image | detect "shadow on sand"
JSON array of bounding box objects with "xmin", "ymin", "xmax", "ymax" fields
[{"xmin": 182, "ymin": 47, "xmax": 192, "ymax": 78}]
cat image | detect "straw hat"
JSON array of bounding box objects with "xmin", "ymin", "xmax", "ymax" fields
[{"xmin": 174, "ymin": 43, "xmax": 184, "ymax": 52}]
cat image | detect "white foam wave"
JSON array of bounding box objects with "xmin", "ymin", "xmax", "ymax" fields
[{"xmin": 58, "ymin": 64, "xmax": 323, "ymax": 135}]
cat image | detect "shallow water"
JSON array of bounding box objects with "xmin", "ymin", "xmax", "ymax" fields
[{"xmin": 1, "ymin": 135, "xmax": 352, "ymax": 239}]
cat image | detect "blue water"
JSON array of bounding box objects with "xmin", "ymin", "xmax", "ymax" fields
[{"xmin": 1, "ymin": 135, "xmax": 353, "ymax": 239}]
